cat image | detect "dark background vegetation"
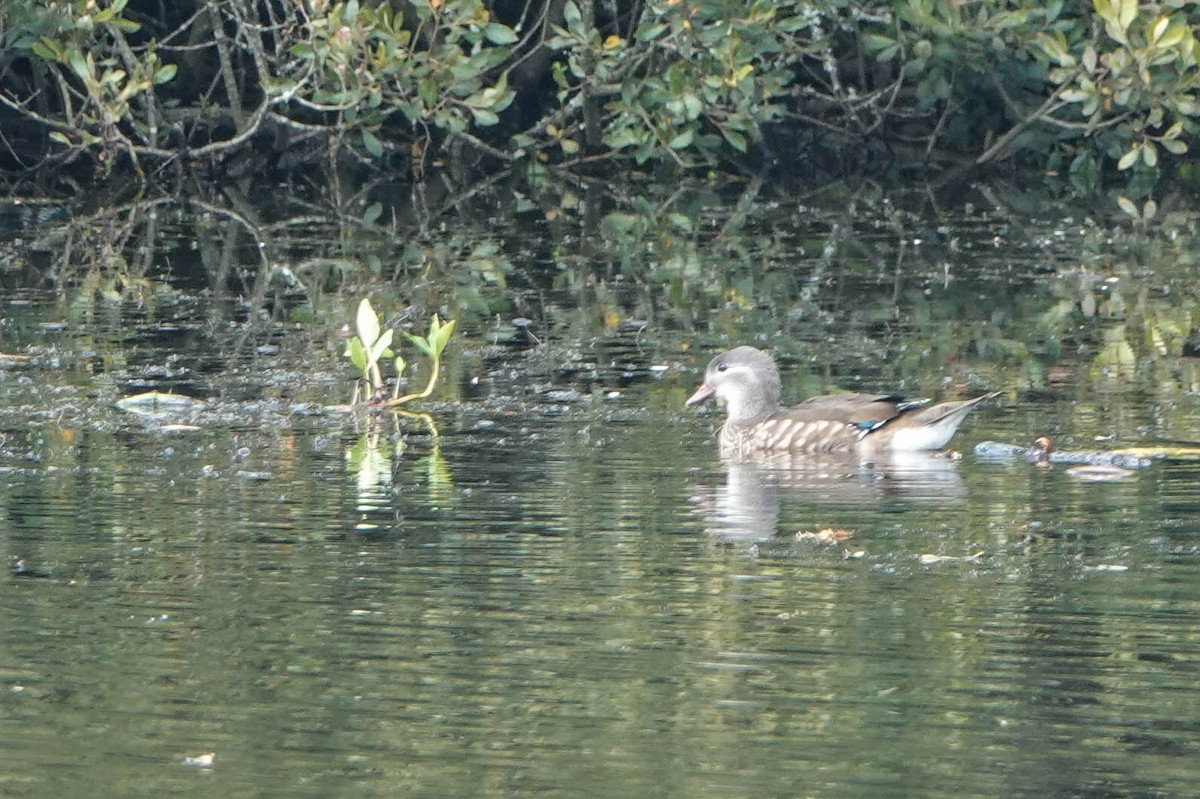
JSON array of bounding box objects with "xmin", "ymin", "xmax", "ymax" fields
[{"xmin": 1, "ymin": 0, "xmax": 1197, "ymax": 194}]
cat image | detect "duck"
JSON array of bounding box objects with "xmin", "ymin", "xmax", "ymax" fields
[{"xmin": 686, "ymin": 346, "xmax": 997, "ymax": 457}]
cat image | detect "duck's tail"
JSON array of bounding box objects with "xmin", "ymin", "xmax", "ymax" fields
[{"xmin": 868, "ymin": 391, "xmax": 1000, "ymax": 451}]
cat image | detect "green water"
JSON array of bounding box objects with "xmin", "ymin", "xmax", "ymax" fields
[{"xmin": 2, "ymin": 184, "xmax": 1200, "ymax": 798}]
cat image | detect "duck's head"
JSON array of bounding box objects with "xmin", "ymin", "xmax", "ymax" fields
[{"xmin": 686, "ymin": 346, "xmax": 782, "ymax": 424}]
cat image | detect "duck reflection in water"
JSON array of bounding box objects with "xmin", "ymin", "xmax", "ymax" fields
[{"xmin": 689, "ymin": 451, "xmax": 968, "ymax": 541}]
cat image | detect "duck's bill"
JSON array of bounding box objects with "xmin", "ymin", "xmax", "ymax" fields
[{"xmin": 686, "ymin": 383, "xmax": 715, "ymax": 407}]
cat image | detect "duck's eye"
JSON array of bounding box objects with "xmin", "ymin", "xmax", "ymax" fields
[{"xmin": 716, "ymin": 362, "xmax": 728, "ymax": 372}]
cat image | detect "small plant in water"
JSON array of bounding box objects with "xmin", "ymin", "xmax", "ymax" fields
[{"xmin": 345, "ymin": 299, "xmax": 456, "ymax": 409}]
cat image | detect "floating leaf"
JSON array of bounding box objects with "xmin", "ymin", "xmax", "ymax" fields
[{"xmin": 116, "ymin": 391, "xmax": 205, "ymax": 415}]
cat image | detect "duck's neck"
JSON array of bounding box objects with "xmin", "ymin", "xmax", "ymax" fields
[{"xmin": 725, "ymin": 393, "xmax": 780, "ymax": 426}]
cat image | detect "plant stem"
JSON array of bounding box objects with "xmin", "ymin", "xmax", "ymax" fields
[{"xmin": 384, "ymin": 355, "xmax": 440, "ymax": 407}]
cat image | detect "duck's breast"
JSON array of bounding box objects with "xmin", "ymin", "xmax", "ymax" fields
[{"xmin": 724, "ymin": 417, "xmax": 859, "ymax": 454}]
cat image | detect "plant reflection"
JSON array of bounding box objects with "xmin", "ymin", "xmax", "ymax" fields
[{"xmin": 345, "ymin": 412, "xmax": 453, "ymax": 530}]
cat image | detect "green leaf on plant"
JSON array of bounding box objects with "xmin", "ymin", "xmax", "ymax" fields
[
  {"xmin": 484, "ymin": 23, "xmax": 518, "ymax": 44},
  {"xmin": 363, "ymin": 202, "xmax": 383, "ymax": 226},
  {"xmin": 635, "ymin": 22, "xmax": 667, "ymax": 42},
  {"xmin": 563, "ymin": 0, "xmax": 582, "ymax": 29},
  {"xmin": 432, "ymin": 318, "xmax": 456, "ymax": 356},
  {"xmin": 668, "ymin": 130, "xmax": 694, "ymax": 150},
  {"xmin": 369, "ymin": 328, "xmax": 394, "ymax": 363},
  {"xmin": 407, "ymin": 333, "xmax": 434, "ymax": 358},
  {"xmin": 362, "ymin": 128, "xmax": 384, "ymax": 157},
  {"xmin": 356, "ymin": 298, "xmax": 381, "ymax": 348},
  {"xmin": 68, "ymin": 49, "xmax": 91, "ymax": 82},
  {"xmin": 1156, "ymin": 24, "xmax": 1186, "ymax": 49},
  {"xmin": 347, "ymin": 337, "xmax": 368, "ymax": 372},
  {"xmin": 471, "ymin": 108, "xmax": 500, "ymax": 126},
  {"xmin": 1117, "ymin": 0, "xmax": 1136, "ymax": 31},
  {"xmin": 723, "ymin": 129, "xmax": 747, "ymax": 153}
]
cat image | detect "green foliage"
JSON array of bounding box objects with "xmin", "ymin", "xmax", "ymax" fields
[
  {"xmin": 346, "ymin": 297, "xmax": 395, "ymax": 392},
  {"xmin": 4, "ymin": 0, "xmax": 170, "ymax": 168},
  {"xmin": 0, "ymin": 0, "xmax": 516, "ymax": 169},
  {"xmin": 344, "ymin": 298, "xmax": 455, "ymax": 408},
  {"xmin": 1, "ymin": 0, "xmax": 1197, "ymax": 186},
  {"xmin": 1048, "ymin": 0, "xmax": 1197, "ymax": 180},
  {"xmin": 545, "ymin": 0, "xmax": 820, "ymax": 165},
  {"xmin": 859, "ymin": 0, "xmax": 1200, "ymax": 188},
  {"xmin": 405, "ymin": 314, "xmax": 455, "ymax": 360},
  {"xmin": 290, "ymin": 0, "xmax": 516, "ymax": 140}
]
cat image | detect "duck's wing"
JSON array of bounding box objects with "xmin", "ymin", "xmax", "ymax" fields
[
  {"xmin": 794, "ymin": 393, "xmax": 928, "ymax": 428},
  {"xmin": 734, "ymin": 394, "xmax": 919, "ymax": 453}
]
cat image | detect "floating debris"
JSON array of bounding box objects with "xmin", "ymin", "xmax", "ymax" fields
[
  {"xmin": 919, "ymin": 551, "xmax": 984, "ymax": 565},
  {"xmin": 116, "ymin": 391, "xmax": 205, "ymax": 417},
  {"xmin": 0, "ymin": 353, "xmax": 34, "ymax": 367},
  {"xmin": 181, "ymin": 752, "xmax": 215, "ymax": 768},
  {"xmin": 974, "ymin": 439, "xmax": 1153, "ymax": 469},
  {"xmin": 9, "ymin": 558, "xmax": 52, "ymax": 579},
  {"xmin": 795, "ymin": 528, "xmax": 853, "ymax": 544}
]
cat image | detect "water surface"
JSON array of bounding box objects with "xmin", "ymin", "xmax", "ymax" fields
[{"xmin": 2, "ymin": 185, "xmax": 1200, "ymax": 798}]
